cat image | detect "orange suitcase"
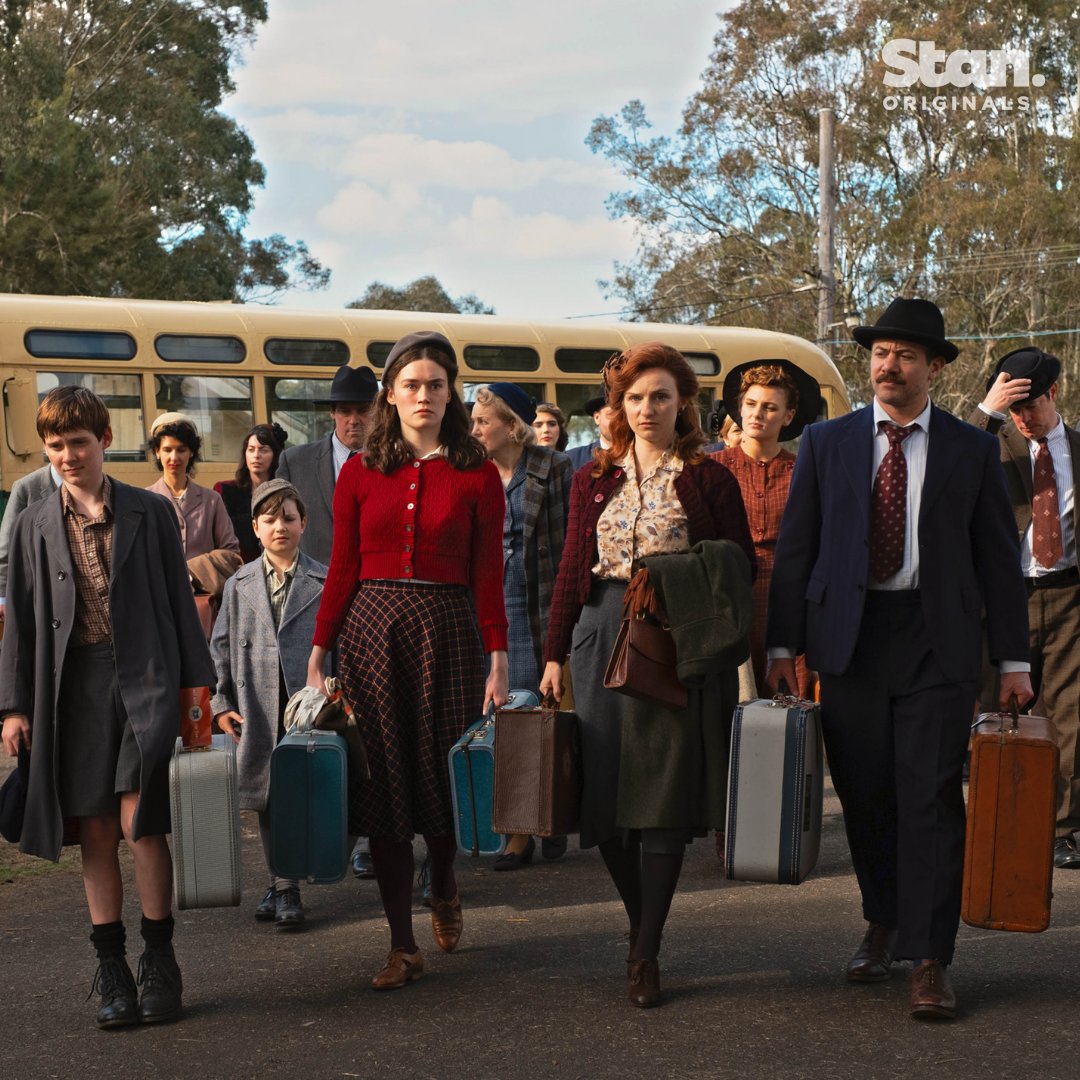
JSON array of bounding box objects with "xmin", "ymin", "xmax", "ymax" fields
[{"xmin": 961, "ymin": 705, "xmax": 1058, "ymax": 933}]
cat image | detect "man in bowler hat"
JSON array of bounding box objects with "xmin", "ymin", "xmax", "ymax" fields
[
  {"xmin": 276, "ymin": 364, "xmax": 378, "ymax": 567},
  {"xmin": 567, "ymin": 392, "xmax": 615, "ymax": 470},
  {"xmin": 275, "ymin": 363, "xmax": 379, "ymax": 879},
  {"xmin": 766, "ymin": 298, "xmax": 1031, "ymax": 1020},
  {"xmin": 970, "ymin": 348, "xmax": 1080, "ymax": 869}
]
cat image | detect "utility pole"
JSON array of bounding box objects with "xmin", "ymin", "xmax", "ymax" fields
[{"xmin": 817, "ymin": 108, "xmax": 836, "ymax": 349}]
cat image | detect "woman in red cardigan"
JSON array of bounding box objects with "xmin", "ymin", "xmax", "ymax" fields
[
  {"xmin": 307, "ymin": 332, "xmax": 508, "ymax": 991},
  {"xmin": 540, "ymin": 343, "xmax": 754, "ymax": 1009}
]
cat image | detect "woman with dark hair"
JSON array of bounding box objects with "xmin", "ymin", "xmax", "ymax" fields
[
  {"xmin": 146, "ymin": 413, "xmax": 238, "ymax": 559},
  {"xmin": 531, "ymin": 402, "xmax": 570, "ymax": 452},
  {"xmin": 306, "ymin": 331, "xmax": 508, "ymax": 991},
  {"xmin": 709, "ymin": 361, "xmax": 820, "ymax": 698},
  {"xmin": 540, "ymin": 342, "xmax": 754, "ymax": 1009},
  {"xmin": 471, "ymin": 383, "xmax": 572, "ymax": 868},
  {"xmin": 214, "ymin": 423, "xmax": 288, "ymax": 562}
]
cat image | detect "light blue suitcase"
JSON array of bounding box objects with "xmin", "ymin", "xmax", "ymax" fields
[
  {"xmin": 269, "ymin": 730, "xmax": 349, "ymax": 884},
  {"xmin": 449, "ymin": 690, "xmax": 540, "ymax": 857}
]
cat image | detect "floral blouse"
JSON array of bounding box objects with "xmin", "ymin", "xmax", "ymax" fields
[{"xmin": 593, "ymin": 449, "xmax": 689, "ymax": 581}]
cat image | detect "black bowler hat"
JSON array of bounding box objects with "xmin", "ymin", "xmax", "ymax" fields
[
  {"xmin": 582, "ymin": 393, "xmax": 606, "ymax": 416},
  {"xmin": 319, "ymin": 364, "xmax": 378, "ymax": 404},
  {"xmin": 722, "ymin": 360, "xmax": 822, "ymax": 442},
  {"xmin": 853, "ymin": 298, "xmax": 959, "ymax": 363},
  {"xmin": 384, "ymin": 330, "xmax": 457, "ymax": 371},
  {"xmin": 987, "ymin": 347, "xmax": 1061, "ymax": 404}
]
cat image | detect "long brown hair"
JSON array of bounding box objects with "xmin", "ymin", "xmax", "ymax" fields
[
  {"xmin": 594, "ymin": 342, "xmax": 706, "ymax": 476},
  {"xmin": 363, "ymin": 342, "xmax": 485, "ymax": 473}
]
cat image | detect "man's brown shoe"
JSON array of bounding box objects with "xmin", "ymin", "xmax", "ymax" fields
[
  {"xmin": 846, "ymin": 922, "xmax": 897, "ymax": 982},
  {"xmin": 431, "ymin": 894, "xmax": 463, "ymax": 953},
  {"xmin": 627, "ymin": 958, "xmax": 661, "ymax": 1008},
  {"xmin": 910, "ymin": 960, "xmax": 956, "ymax": 1020},
  {"xmin": 371, "ymin": 948, "xmax": 424, "ymax": 991}
]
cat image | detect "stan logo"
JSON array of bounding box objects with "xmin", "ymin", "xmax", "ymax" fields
[{"xmin": 882, "ymin": 39, "xmax": 1045, "ymax": 89}]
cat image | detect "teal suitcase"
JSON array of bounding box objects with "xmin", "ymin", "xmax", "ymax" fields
[
  {"xmin": 269, "ymin": 730, "xmax": 349, "ymax": 884},
  {"xmin": 449, "ymin": 690, "xmax": 540, "ymax": 857}
]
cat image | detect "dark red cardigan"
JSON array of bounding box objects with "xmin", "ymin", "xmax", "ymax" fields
[{"xmin": 543, "ymin": 458, "xmax": 755, "ymax": 663}]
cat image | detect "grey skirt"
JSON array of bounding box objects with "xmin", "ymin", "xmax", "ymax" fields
[{"xmin": 57, "ymin": 643, "xmax": 142, "ymax": 819}]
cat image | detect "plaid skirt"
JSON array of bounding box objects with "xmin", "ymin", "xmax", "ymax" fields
[{"xmin": 337, "ymin": 580, "xmax": 485, "ymax": 841}]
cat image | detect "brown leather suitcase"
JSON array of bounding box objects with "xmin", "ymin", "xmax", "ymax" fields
[
  {"xmin": 962, "ymin": 706, "xmax": 1058, "ymax": 932},
  {"xmin": 492, "ymin": 696, "xmax": 580, "ymax": 837}
]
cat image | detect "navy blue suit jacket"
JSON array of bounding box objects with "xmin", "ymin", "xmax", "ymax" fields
[{"xmin": 766, "ymin": 403, "xmax": 1029, "ymax": 681}]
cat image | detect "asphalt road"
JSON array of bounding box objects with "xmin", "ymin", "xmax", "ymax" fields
[{"xmin": 2, "ymin": 769, "xmax": 1079, "ymax": 1080}]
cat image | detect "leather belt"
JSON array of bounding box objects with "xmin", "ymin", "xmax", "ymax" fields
[{"xmin": 1025, "ymin": 566, "xmax": 1079, "ymax": 589}]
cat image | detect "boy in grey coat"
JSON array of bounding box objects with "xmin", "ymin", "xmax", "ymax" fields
[{"xmin": 210, "ymin": 478, "xmax": 330, "ymax": 929}]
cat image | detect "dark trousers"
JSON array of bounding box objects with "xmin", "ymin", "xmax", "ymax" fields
[{"xmin": 819, "ymin": 591, "xmax": 975, "ymax": 966}]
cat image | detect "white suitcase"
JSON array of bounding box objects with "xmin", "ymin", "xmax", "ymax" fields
[
  {"xmin": 725, "ymin": 697, "xmax": 823, "ymax": 884},
  {"xmin": 170, "ymin": 734, "xmax": 243, "ymax": 909}
]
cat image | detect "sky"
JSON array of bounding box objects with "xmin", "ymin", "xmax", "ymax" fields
[{"xmin": 226, "ymin": 1, "xmax": 731, "ymax": 320}]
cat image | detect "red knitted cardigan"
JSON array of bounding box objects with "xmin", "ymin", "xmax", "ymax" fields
[
  {"xmin": 313, "ymin": 456, "xmax": 508, "ymax": 652},
  {"xmin": 543, "ymin": 458, "xmax": 755, "ymax": 663}
]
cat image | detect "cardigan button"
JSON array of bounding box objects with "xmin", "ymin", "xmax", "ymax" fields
[
  {"xmin": 413, "ymin": 461, "xmax": 420, "ymax": 468},
  {"xmin": 409, "ymin": 483, "xmax": 416, "ymax": 490},
  {"xmin": 594, "ymin": 493, "xmax": 604, "ymax": 503},
  {"xmin": 404, "ymin": 565, "xmax": 413, "ymax": 575},
  {"xmin": 404, "ymin": 545, "xmax": 412, "ymax": 553},
  {"xmin": 407, "ymin": 502, "xmax": 414, "ymax": 510}
]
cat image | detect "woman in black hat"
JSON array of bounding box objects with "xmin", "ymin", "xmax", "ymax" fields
[
  {"xmin": 306, "ymin": 332, "xmax": 508, "ymax": 992},
  {"xmin": 710, "ymin": 361, "xmax": 820, "ymax": 698}
]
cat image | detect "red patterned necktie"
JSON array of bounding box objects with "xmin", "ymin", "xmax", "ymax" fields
[
  {"xmin": 1032, "ymin": 437, "xmax": 1064, "ymax": 569},
  {"xmin": 870, "ymin": 422, "xmax": 914, "ymax": 582}
]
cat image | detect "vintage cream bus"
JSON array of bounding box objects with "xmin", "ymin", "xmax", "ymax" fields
[{"xmin": 0, "ymin": 293, "xmax": 850, "ymax": 512}]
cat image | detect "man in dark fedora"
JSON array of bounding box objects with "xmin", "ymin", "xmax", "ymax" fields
[
  {"xmin": 276, "ymin": 364, "xmax": 378, "ymax": 566},
  {"xmin": 766, "ymin": 298, "xmax": 1031, "ymax": 1020},
  {"xmin": 970, "ymin": 348, "xmax": 1080, "ymax": 869},
  {"xmin": 277, "ymin": 362, "xmax": 379, "ymax": 880},
  {"xmin": 567, "ymin": 391, "xmax": 615, "ymax": 470}
]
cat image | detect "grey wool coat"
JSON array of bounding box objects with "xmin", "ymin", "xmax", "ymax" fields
[
  {"xmin": 0, "ymin": 480, "xmax": 215, "ymax": 860},
  {"xmin": 275, "ymin": 435, "xmax": 336, "ymax": 566},
  {"xmin": 209, "ymin": 552, "xmax": 329, "ymax": 810}
]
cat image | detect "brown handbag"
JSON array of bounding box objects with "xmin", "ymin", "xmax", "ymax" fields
[
  {"xmin": 603, "ymin": 567, "xmax": 688, "ymax": 711},
  {"xmin": 492, "ymin": 693, "xmax": 580, "ymax": 837}
]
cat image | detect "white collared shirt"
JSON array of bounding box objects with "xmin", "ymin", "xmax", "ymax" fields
[
  {"xmin": 1021, "ymin": 415, "xmax": 1075, "ymax": 576},
  {"xmin": 868, "ymin": 397, "xmax": 931, "ymax": 591},
  {"xmin": 332, "ymin": 432, "xmax": 360, "ymax": 481}
]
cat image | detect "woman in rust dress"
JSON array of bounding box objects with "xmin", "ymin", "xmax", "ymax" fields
[{"xmin": 710, "ymin": 361, "xmax": 820, "ymax": 698}]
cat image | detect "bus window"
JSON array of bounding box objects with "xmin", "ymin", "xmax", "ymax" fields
[
  {"xmin": 26, "ymin": 329, "xmax": 136, "ymax": 361},
  {"xmin": 36, "ymin": 372, "xmax": 144, "ymax": 461},
  {"xmin": 463, "ymin": 345, "xmax": 539, "ymax": 371},
  {"xmin": 265, "ymin": 339, "xmax": 349, "ymax": 366},
  {"xmin": 155, "ymin": 335, "xmax": 246, "ymax": 363},
  {"xmin": 554, "ymin": 348, "xmax": 620, "ymax": 373},
  {"xmin": 366, "ymin": 342, "xmax": 392, "ymax": 369},
  {"xmin": 555, "ymin": 384, "xmax": 605, "ymax": 449},
  {"xmin": 684, "ymin": 353, "xmax": 719, "ymax": 376},
  {"xmin": 154, "ymin": 374, "xmax": 252, "ymax": 462},
  {"xmin": 266, "ymin": 377, "xmax": 335, "ymax": 447}
]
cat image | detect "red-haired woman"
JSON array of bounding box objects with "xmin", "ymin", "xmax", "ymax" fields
[
  {"xmin": 214, "ymin": 423, "xmax": 288, "ymax": 563},
  {"xmin": 306, "ymin": 332, "xmax": 508, "ymax": 991},
  {"xmin": 709, "ymin": 362, "xmax": 820, "ymax": 698},
  {"xmin": 540, "ymin": 343, "xmax": 754, "ymax": 1008}
]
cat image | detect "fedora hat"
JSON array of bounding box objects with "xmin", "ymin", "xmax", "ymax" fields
[
  {"xmin": 318, "ymin": 364, "xmax": 379, "ymax": 405},
  {"xmin": 722, "ymin": 360, "xmax": 822, "ymax": 442},
  {"xmin": 852, "ymin": 298, "xmax": 959, "ymax": 363},
  {"xmin": 987, "ymin": 347, "xmax": 1061, "ymax": 404}
]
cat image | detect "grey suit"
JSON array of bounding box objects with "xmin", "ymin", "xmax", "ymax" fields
[
  {"xmin": 0, "ymin": 465, "xmax": 56, "ymax": 599},
  {"xmin": 276, "ymin": 435, "xmax": 336, "ymax": 565},
  {"xmin": 209, "ymin": 552, "xmax": 329, "ymax": 810}
]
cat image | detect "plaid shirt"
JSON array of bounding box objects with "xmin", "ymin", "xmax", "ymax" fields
[
  {"xmin": 62, "ymin": 476, "xmax": 115, "ymax": 646},
  {"xmin": 263, "ymin": 552, "xmax": 299, "ymax": 629}
]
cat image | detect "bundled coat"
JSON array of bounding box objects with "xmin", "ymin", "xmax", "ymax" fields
[
  {"xmin": 0, "ymin": 481, "xmax": 215, "ymax": 860},
  {"xmin": 209, "ymin": 552, "xmax": 330, "ymax": 809}
]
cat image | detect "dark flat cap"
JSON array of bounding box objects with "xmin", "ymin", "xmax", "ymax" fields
[
  {"xmin": 385, "ymin": 331, "xmax": 457, "ymax": 371},
  {"xmin": 988, "ymin": 347, "xmax": 1061, "ymax": 404},
  {"xmin": 318, "ymin": 364, "xmax": 378, "ymax": 404}
]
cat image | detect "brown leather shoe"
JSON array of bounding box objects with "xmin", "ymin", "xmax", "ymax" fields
[
  {"xmin": 910, "ymin": 960, "xmax": 956, "ymax": 1020},
  {"xmin": 627, "ymin": 958, "xmax": 661, "ymax": 1008},
  {"xmin": 846, "ymin": 922, "xmax": 898, "ymax": 982},
  {"xmin": 431, "ymin": 894, "xmax": 463, "ymax": 953},
  {"xmin": 371, "ymin": 947, "xmax": 424, "ymax": 991}
]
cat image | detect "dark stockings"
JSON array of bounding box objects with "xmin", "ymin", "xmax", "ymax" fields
[
  {"xmin": 423, "ymin": 833, "xmax": 458, "ymax": 902},
  {"xmin": 598, "ymin": 836, "xmax": 684, "ymax": 962},
  {"xmin": 369, "ymin": 838, "xmax": 416, "ymax": 952}
]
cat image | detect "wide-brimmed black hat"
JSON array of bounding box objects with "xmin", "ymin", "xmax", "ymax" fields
[
  {"xmin": 987, "ymin": 347, "xmax": 1061, "ymax": 404},
  {"xmin": 722, "ymin": 360, "xmax": 822, "ymax": 442},
  {"xmin": 852, "ymin": 298, "xmax": 959, "ymax": 363},
  {"xmin": 318, "ymin": 364, "xmax": 379, "ymax": 405}
]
